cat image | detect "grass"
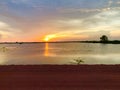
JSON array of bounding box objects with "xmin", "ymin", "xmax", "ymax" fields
[{"xmin": 70, "ymin": 57, "xmax": 84, "ymax": 65}]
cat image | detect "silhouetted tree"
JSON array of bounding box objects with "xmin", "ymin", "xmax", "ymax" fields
[{"xmin": 100, "ymin": 35, "xmax": 108, "ymax": 42}]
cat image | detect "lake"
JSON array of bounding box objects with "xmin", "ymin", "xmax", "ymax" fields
[{"xmin": 0, "ymin": 43, "xmax": 120, "ymax": 65}]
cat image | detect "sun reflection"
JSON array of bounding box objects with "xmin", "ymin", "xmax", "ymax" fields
[
  {"xmin": 44, "ymin": 43, "xmax": 50, "ymax": 56},
  {"xmin": 44, "ymin": 43, "xmax": 56, "ymax": 56}
]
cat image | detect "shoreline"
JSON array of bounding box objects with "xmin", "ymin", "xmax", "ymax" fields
[
  {"xmin": 0, "ymin": 40, "xmax": 120, "ymax": 44},
  {"xmin": 0, "ymin": 64, "xmax": 120, "ymax": 72}
]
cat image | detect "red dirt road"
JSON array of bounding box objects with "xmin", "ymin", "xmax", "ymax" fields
[{"xmin": 0, "ymin": 65, "xmax": 120, "ymax": 90}]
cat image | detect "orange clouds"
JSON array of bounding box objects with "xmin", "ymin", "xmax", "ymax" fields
[{"xmin": 42, "ymin": 31, "xmax": 89, "ymax": 42}]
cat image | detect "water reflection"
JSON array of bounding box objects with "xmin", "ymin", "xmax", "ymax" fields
[
  {"xmin": 0, "ymin": 47, "xmax": 9, "ymax": 52},
  {"xmin": 44, "ymin": 43, "xmax": 49, "ymax": 56},
  {"xmin": 0, "ymin": 43, "xmax": 120, "ymax": 65},
  {"xmin": 44, "ymin": 43, "xmax": 57, "ymax": 57},
  {"xmin": 0, "ymin": 52, "xmax": 8, "ymax": 64}
]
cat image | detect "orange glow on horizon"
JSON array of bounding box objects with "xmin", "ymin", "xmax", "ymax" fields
[
  {"xmin": 43, "ymin": 34, "xmax": 57, "ymax": 42},
  {"xmin": 42, "ymin": 32, "xmax": 89, "ymax": 42}
]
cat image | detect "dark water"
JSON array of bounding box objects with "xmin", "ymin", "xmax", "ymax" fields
[{"xmin": 0, "ymin": 43, "xmax": 120, "ymax": 65}]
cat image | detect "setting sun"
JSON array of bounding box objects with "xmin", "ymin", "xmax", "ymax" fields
[
  {"xmin": 44, "ymin": 37, "xmax": 49, "ymax": 42},
  {"xmin": 44, "ymin": 34, "xmax": 56, "ymax": 42}
]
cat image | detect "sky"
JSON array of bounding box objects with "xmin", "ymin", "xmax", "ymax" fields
[{"xmin": 0, "ymin": 0, "xmax": 120, "ymax": 42}]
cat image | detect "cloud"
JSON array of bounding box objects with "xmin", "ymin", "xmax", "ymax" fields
[
  {"xmin": 11, "ymin": 0, "xmax": 29, "ymax": 3},
  {"xmin": 108, "ymin": 0, "xmax": 113, "ymax": 7},
  {"xmin": 58, "ymin": 6, "xmax": 120, "ymax": 29},
  {"xmin": 48, "ymin": 6, "xmax": 120, "ymax": 40},
  {"xmin": 0, "ymin": 34, "xmax": 2, "ymax": 40},
  {"xmin": 117, "ymin": 1, "xmax": 120, "ymax": 4},
  {"xmin": 0, "ymin": 0, "xmax": 120, "ymax": 41},
  {"xmin": 0, "ymin": 21, "xmax": 21, "ymax": 39},
  {"xmin": 59, "ymin": 8, "xmax": 110, "ymax": 14}
]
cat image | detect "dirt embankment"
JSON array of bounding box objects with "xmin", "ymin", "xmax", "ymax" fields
[{"xmin": 0, "ymin": 65, "xmax": 120, "ymax": 90}]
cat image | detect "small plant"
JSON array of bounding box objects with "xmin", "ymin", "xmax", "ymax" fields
[
  {"xmin": 70, "ymin": 57, "xmax": 84, "ymax": 65},
  {"xmin": 0, "ymin": 47, "xmax": 9, "ymax": 52}
]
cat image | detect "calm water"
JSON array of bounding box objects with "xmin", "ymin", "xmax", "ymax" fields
[{"xmin": 0, "ymin": 43, "xmax": 120, "ymax": 65}]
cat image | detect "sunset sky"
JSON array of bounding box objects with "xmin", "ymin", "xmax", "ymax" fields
[{"xmin": 0, "ymin": 0, "xmax": 120, "ymax": 42}]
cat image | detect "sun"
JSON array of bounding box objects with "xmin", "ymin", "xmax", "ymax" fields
[
  {"xmin": 44, "ymin": 37, "xmax": 49, "ymax": 42},
  {"xmin": 43, "ymin": 34, "xmax": 56, "ymax": 42}
]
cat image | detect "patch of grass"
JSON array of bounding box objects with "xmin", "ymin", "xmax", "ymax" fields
[{"xmin": 70, "ymin": 57, "xmax": 84, "ymax": 65}]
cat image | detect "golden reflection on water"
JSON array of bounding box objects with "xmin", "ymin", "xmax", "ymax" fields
[
  {"xmin": 44, "ymin": 43, "xmax": 56, "ymax": 57},
  {"xmin": 44, "ymin": 43, "xmax": 49, "ymax": 56}
]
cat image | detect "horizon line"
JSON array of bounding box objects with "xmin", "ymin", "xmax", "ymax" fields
[{"xmin": 0, "ymin": 40, "xmax": 120, "ymax": 43}]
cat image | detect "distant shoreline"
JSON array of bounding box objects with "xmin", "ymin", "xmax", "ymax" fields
[
  {"xmin": 0, "ymin": 40, "xmax": 120, "ymax": 44},
  {"xmin": 80, "ymin": 40, "xmax": 120, "ymax": 44}
]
